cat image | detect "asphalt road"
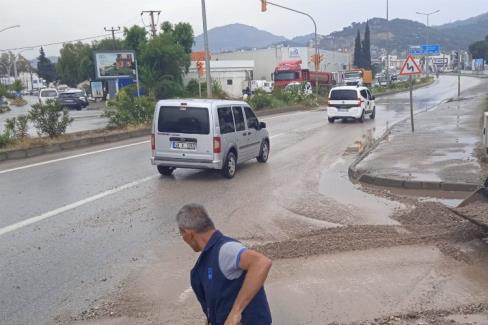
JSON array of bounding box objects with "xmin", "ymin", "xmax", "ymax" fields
[{"xmin": 0, "ymin": 76, "xmax": 482, "ymax": 325}]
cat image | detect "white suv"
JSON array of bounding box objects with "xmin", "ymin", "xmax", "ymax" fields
[
  {"xmin": 151, "ymin": 99, "xmax": 270, "ymax": 179},
  {"xmin": 327, "ymin": 86, "xmax": 376, "ymax": 123}
]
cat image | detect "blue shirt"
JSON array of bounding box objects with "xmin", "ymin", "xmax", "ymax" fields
[{"xmin": 191, "ymin": 231, "xmax": 272, "ymax": 325}]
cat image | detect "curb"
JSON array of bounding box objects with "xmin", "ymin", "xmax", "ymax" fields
[
  {"xmin": 0, "ymin": 128, "xmax": 151, "ymax": 162},
  {"xmin": 358, "ymin": 174, "xmax": 480, "ymax": 192}
]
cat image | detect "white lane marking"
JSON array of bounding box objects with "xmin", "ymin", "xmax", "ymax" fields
[
  {"xmin": 0, "ymin": 140, "xmax": 150, "ymax": 175},
  {"xmin": 270, "ymin": 134, "xmax": 284, "ymax": 139},
  {"xmin": 177, "ymin": 287, "xmax": 193, "ymax": 304},
  {"xmin": 262, "ymin": 111, "xmax": 309, "ymax": 121},
  {"xmin": 0, "ymin": 175, "xmax": 158, "ymax": 237}
]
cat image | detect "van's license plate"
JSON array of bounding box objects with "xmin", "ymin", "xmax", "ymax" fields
[{"xmin": 172, "ymin": 142, "xmax": 196, "ymax": 150}]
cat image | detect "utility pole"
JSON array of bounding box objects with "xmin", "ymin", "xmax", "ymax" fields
[
  {"xmin": 458, "ymin": 49, "xmax": 461, "ymax": 97},
  {"xmin": 141, "ymin": 10, "xmax": 161, "ymax": 38},
  {"xmin": 201, "ymin": 0, "xmax": 213, "ymax": 98},
  {"xmin": 104, "ymin": 26, "xmax": 121, "ymax": 49}
]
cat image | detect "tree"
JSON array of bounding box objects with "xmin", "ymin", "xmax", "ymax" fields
[
  {"xmin": 361, "ymin": 21, "xmax": 372, "ymax": 70},
  {"xmin": 139, "ymin": 33, "xmax": 191, "ymax": 98},
  {"xmin": 11, "ymin": 79, "xmax": 24, "ymax": 93},
  {"xmin": 0, "ymin": 52, "xmax": 15, "ymax": 77},
  {"xmin": 37, "ymin": 47, "xmax": 57, "ymax": 83},
  {"xmin": 123, "ymin": 25, "xmax": 147, "ymax": 54},
  {"xmin": 160, "ymin": 21, "xmax": 194, "ymax": 54},
  {"xmin": 469, "ymin": 35, "xmax": 488, "ymax": 61},
  {"xmin": 56, "ymin": 42, "xmax": 94, "ymax": 86},
  {"xmin": 353, "ymin": 30, "xmax": 362, "ymax": 68}
]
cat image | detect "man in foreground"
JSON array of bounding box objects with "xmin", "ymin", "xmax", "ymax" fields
[{"xmin": 176, "ymin": 204, "xmax": 273, "ymax": 325}]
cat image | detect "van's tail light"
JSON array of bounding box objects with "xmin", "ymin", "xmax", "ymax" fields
[
  {"xmin": 357, "ymin": 98, "xmax": 363, "ymax": 107},
  {"xmin": 213, "ymin": 137, "xmax": 221, "ymax": 154},
  {"xmin": 151, "ymin": 134, "xmax": 155, "ymax": 150}
]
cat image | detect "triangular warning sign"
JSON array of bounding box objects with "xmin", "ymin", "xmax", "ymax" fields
[{"xmin": 400, "ymin": 55, "xmax": 422, "ymax": 76}]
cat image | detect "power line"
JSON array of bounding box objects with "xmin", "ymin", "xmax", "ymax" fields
[{"xmin": 0, "ymin": 32, "xmax": 124, "ymax": 52}]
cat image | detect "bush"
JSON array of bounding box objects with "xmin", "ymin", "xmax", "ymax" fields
[
  {"xmin": 247, "ymin": 90, "xmax": 272, "ymax": 110},
  {"xmin": 4, "ymin": 115, "xmax": 29, "ymax": 140},
  {"xmin": 103, "ymin": 91, "xmax": 156, "ymax": 129},
  {"xmin": 28, "ymin": 100, "xmax": 74, "ymax": 138},
  {"xmin": 184, "ymin": 80, "xmax": 228, "ymax": 99},
  {"xmin": 0, "ymin": 131, "xmax": 13, "ymax": 148}
]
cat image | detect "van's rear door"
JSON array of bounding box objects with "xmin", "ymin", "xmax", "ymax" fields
[
  {"xmin": 329, "ymin": 89, "xmax": 360, "ymax": 110},
  {"xmin": 155, "ymin": 105, "xmax": 214, "ymax": 161}
]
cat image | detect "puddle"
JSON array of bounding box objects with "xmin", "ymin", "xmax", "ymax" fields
[
  {"xmin": 319, "ymin": 158, "xmax": 401, "ymax": 225},
  {"xmin": 418, "ymin": 197, "xmax": 463, "ymax": 208}
]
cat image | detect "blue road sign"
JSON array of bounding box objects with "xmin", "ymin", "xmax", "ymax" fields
[{"xmin": 409, "ymin": 44, "xmax": 441, "ymax": 56}]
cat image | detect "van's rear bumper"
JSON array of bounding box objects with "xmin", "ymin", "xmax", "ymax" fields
[
  {"xmin": 327, "ymin": 107, "xmax": 363, "ymax": 119},
  {"xmin": 151, "ymin": 156, "xmax": 223, "ymax": 170}
]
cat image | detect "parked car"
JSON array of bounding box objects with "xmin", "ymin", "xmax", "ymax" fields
[
  {"xmin": 151, "ymin": 99, "xmax": 270, "ymax": 178},
  {"xmin": 57, "ymin": 89, "xmax": 87, "ymax": 110},
  {"xmin": 284, "ymin": 81, "xmax": 313, "ymax": 95},
  {"xmin": 327, "ymin": 86, "xmax": 376, "ymax": 123},
  {"xmin": 38, "ymin": 88, "xmax": 59, "ymax": 105}
]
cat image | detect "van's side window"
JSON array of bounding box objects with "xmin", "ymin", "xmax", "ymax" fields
[
  {"xmin": 243, "ymin": 106, "xmax": 258, "ymax": 129},
  {"xmin": 232, "ymin": 106, "xmax": 246, "ymax": 131},
  {"xmin": 360, "ymin": 90, "xmax": 368, "ymax": 99},
  {"xmin": 218, "ymin": 107, "xmax": 235, "ymax": 134}
]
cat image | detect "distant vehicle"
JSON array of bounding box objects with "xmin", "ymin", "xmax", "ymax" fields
[
  {"xmin": 38, "ymin": 88, "xmax": 59, "ymax": 105},
  {"xmin": 151, "ymin": 99, "xmax": 270, "ymax": 179},
  {"xmin": 343, "ymin": 69, "xmax": 373, "ymax": 87},
  {"xmin": 273, "ymin": 59, "xmax": 335, "ymax": 90},
  {"xmin": 57, "ymin": 89, "xmax": 88, "ymax": 110},
  {"xmin": 284, "ymin": 81, "xmax": 313, "ymax": 96},
  {"xmin": 57, "ymin": 84, "xmax": 69, "ymax": 92},
  {"xmin": 327, "ymin": 86, "xmax": 376, "ymax": 123},
  {"xmin": 251, "ymin": 80, "xmax": 274, "ymax": 93}
]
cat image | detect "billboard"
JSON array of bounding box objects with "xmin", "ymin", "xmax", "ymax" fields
[
  {"xmin": 90, "ymin": 81, "xmax": 104, "ymax": 98},
  {"xmin": 94, "ymin": 51, "xmax": 136, "ymax": 79}
]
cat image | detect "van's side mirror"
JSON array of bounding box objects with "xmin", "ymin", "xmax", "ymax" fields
[
  {"xmin": 371, "ymin": 95, "xmax": 376, "ymax": 100},
  {"xmin": 259, "ymin": 122, "xmax": 266, "ymax": 129}
]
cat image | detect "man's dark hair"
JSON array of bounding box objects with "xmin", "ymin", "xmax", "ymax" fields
[{"xmin": 176, "ymin": 204, "xmax": 215, "ymax": 233}]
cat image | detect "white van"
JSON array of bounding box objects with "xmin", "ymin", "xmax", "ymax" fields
[
  {"xmin": 327, "ymin": 86, "xmax": 376, "ymax": 123},
  {"xmin": 151, "ymin": 99, "xmax": 270, "ymax": 178},
  {"xmin": 38, "ymin": 88, "xmax": 59, "ymax": 105}
]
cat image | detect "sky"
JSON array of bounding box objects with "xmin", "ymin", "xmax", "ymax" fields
[{"xmin": 1, "ymin": 0, "xmax": 486, "ymax": 59}]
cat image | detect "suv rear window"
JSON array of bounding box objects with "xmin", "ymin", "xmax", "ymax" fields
[
  {"xmin": 158, "ymin": 106, "xmax": 210, "ymax": 134},
  {"xmin": 330, "ymin": 90, "xmax": 358, "ymax": 100},
  {"xmin": 41, "ymin": 90, "xmax": 57, "ymax": 97}
]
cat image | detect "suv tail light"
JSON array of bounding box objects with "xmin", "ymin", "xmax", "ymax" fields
[
  {"xmin": 213, "ymin": 137, "xmax": 221, "ymax": 154},
  {"xmin": 357, "ymin": 98, "xmax": 363, "ymax": 107},
  {"xmin": 151, "ymin": 134, "xmax": 155, "ymax": 150}
]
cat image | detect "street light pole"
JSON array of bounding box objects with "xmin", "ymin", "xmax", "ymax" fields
[
  {"xmin": 261, "ymin": 1, "xmax": 319, "ymax": 96},
  {"xmin": 201, "ymin": 0, "xmax": 212, "ymax": 98},
  {"xmin": 386, "ymin": 0, "xmax": 390, "ymax": 85},
  {"xmin": 416, "ymin": 10, "xmax": 440, "ymax": 78}
]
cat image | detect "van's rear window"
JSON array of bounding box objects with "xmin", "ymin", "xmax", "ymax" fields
[
  {"xmin": 158, "ymin": 106, "xmax": 210, "ymax": 134},
  {"xmin": 330, "ymin": 90, "xmax": 358, "ymax": 100}
]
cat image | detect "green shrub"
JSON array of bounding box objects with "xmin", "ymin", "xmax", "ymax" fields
[
  {"xmin": 4, "ymin": 115, "xmax": 29, "ymax": 140},
  {"xmin": 28, "ymin": 100, "xmax": 74, "ymax": 138},
  {"xmin": 247, "ymin": 90, "xmax": 272, "ymax": 110},
  {"xmin": 0, "ymin": 131, "xmax": 13, "ymax": 148},
  {"xmin": 103, "ymin": 92, "xmax": 156, "ymax": 129}
]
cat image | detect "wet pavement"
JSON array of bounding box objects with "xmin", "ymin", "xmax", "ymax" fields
[
  {"xmin": 1, "ymin": 76, "xmax": 487, "ymax": 325},
  {"xmin": 356, "ymin": 77, "xmax": 488, "ymax": 188}
]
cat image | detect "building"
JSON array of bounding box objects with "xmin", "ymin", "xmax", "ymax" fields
[
  {"xmin": 212, "ymin": 46, "xmax": 350, "ymax": 81},
  {"xmin": 185, "ymin": 60, "xmax": 254, "ymax": 98}
]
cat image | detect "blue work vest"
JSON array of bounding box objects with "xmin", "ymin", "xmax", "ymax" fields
[{"xmin": 190, "ymin": 231, "xmax": 272, "ymax": 325}]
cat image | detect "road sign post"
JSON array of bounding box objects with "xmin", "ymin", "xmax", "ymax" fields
[{"xmin": 400, "ymin": 55, "xmax": 423, "ymax": 133}]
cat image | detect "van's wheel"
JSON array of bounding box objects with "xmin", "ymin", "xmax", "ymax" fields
[
  {"xmin": 157, "ymin": 166, "xmax": 175, "ymax": 176},
  {"xmin": 328, "ymin": 117, "xmax": 335, "ymax": 123},
  {"xmin": 257, "ymin": 140, "xmax": 269, "ymax": 163},
  {"xmin": 222, "ymin": 152, "xmax": 237, "ymax": 179},
  {"xmin": 370, "ymin": 107, "xmax": 376, "ymax": 120},
  {"xmin": 357, "ymin": 110, "xmax": 365, "ymax": 123}
]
